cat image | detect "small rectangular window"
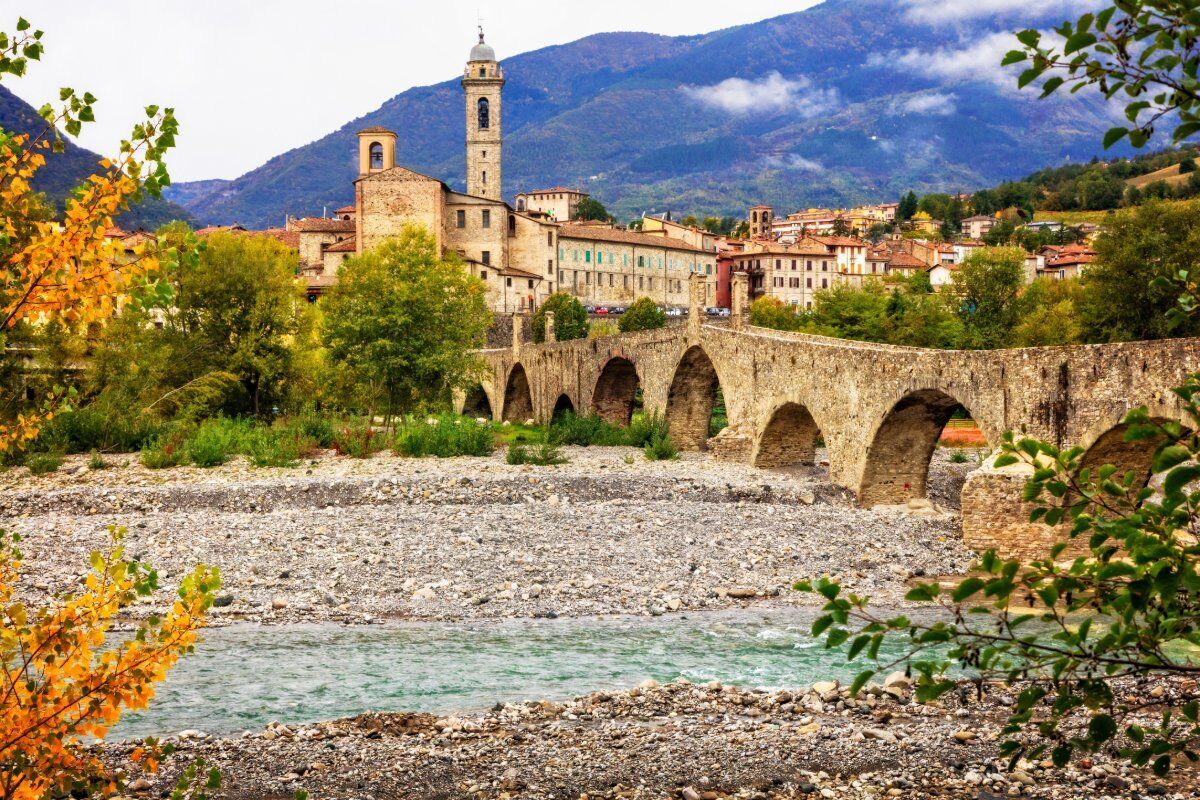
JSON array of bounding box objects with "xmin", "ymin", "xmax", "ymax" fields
[
  {"xmin": 482, "ymin": 210, "xmax": 491, "ymax": 228},
  {"xmin": 457, "ymin": 210, "xmax": 466, "ymax": 228},
  {"xmin": 481, "ymin": 251, "xmax": 491, "ymax": 265},
  {"xmin": 585, "ymin": 251, "xmax": 591, "ymax": 263},
  {"xmin": 506, "ymin": 277, "xmax": 512, "ymax": 287},
  {"xmin": 481, "ymin": 270, "xmax": 488, "ymax": 279},
  {"xmin": 528, "ymin": 280, "xmax": 534, "ymax": 289},
  {"xmin": 547, "ymin": 232, "xmax": 553, "ymax": 246},
  {"xmin": 547, "ymin": 259, "xmax": 553, "ymax": 275}
]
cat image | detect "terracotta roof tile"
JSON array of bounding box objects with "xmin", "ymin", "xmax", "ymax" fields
[
  {"xmin": 293, "ymin": 218, "xmax": 356, "ymax": 233},
  {"xmin": 558, "ymin": 224, "xmax": 705, "ymax": 253},
  {"xmin": 324, "ymin": 237, "xmax": 357, "ymax": 253}
]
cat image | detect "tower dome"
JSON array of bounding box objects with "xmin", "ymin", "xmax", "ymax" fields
[{"xmin": 469, "ymin": 29, "xmax": 496, "ymax": 61}]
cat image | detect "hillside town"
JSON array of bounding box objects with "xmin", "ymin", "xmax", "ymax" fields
[{"xmin": 96, "ymin": 30, "xmax": 1104, "ymax": 318}]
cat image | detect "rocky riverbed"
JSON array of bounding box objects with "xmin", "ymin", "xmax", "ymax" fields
[
  {"xmin": 3, "ymin": 447, "xmax": 977, "ymax": 624},
  {"xmin": 98, "ymin": 675, "xmax": 1199, "ymax": 799}
]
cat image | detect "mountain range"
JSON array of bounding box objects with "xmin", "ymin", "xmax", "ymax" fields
[
  {"xmin": 6, "ymin": 0, "xmax": 1138, "ymax": 229},
  {"xmin": 0, "ymin": 85, "xmax": 192, "ymax": 229}
]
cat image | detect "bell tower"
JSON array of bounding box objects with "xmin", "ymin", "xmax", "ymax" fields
[{"xmin": 462, "ymin": 27, "xmax": 505, "ymax": 201}]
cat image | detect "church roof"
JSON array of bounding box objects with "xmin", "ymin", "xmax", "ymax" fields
[
  {"xmin": 358, "ymin": 126, "xmax": 394, "ymax": 135},
  {"xmin": 293, "ymin": 217, "xmax": 355, "ymax": 233},
  {"xmin": 469, "ymin": 31, "xmax": 496, "ymax": 62},
  {"xmin": 558, "ymin": 223, "xmax": 706, "ymax": 253}
]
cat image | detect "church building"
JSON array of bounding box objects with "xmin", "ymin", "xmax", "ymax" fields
[{"xmin": 313, "ymin": 30, "xmax": 715, "ymax": 313}]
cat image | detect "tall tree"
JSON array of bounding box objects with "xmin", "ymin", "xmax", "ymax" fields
[
  {"xmin": 322, "ymin": 225, "xmax": 491, "ymax": 415},
  {"xmin": 952, "ymin": 247, "xmax": 1026, "ymax": 349},
  {"xmin": 897, "ymin": 191, "xmax": 918, "ymax": 222},
  {"xmin": 571, "ymin": 196, "xmax": 612, "ymax": 223},
  {"xmin": 1078, "ymin": 199, "xmax": 1200, "ymax": 342}
]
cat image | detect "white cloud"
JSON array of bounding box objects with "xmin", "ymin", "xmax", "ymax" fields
[
  {"xmin": 870, "ymin": 32, "xmax": 1027, "ymax": 90},
  {"xmin": 765, "ymin": 154, "xmax": 826, "ymax": 173},
  {"xmin": 900, "ymin": 92, "xmax": 958, "ymax": 116},
  {"xmin": 900, "ymin": 0, "xmax": 1100, "ymax": 25},
  {"xmin": 681, "ymin": 72, "xmax": 839, "ymax": 117}
]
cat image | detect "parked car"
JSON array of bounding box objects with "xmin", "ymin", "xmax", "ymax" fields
[
  {"xmin": 665, "ymin": 307, "xmax": 685, "ymax": 318},
  {"xmin": 610, "ymin": 306, "xmax": 627, "ymax": 315},
  {"xmin": 584, "ymin": 305, "xmax": 597, "ymax": 314},
  {"xmin": 595, "ymin": 307, "xmax": 610, "ymax": 315},
  {"xmin": 713, "ymin": 307, "xmax": 731, "ymax": 317}
]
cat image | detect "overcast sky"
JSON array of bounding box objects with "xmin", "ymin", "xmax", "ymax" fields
[{"xmin": 7, "ymin": 1, "xmax": 818, "ymax": 182}]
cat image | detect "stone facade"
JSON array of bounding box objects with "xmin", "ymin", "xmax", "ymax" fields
[{"xmin": 462, "ymin": 276, "xmax": 1200, "ymax": 558}]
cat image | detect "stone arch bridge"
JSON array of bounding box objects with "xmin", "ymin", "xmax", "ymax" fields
[{"xmin": 459, "ymin": 277, "xmax": 1200, "ymax": 555}]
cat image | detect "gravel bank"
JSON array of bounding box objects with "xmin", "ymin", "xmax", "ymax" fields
[
  {"xmin": 4, "ymin": 447, "xmax": 976, "ymax": 624},
  {"xmin": 97, "ymin": 676, "xmax": 1200, "ymax": 799}
]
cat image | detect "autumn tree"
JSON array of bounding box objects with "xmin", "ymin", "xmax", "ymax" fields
[{"xmin": 0, "ymin": 19, "xmax": 183, "ymax": 452}]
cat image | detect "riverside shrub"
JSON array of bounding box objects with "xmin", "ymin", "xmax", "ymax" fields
[
  {"xmin": 393, "ymin": 415, "xmax": 495, "ymax": 458},
  {"xmin": 618, "ymin": 297, "xmax": 666, "ymax": 333},
  {"xmin": 549, "ymin": 411, "xmax": 627, "ymax": 446}
]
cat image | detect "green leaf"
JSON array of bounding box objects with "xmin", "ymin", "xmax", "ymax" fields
[
  {"xmin": 1015, "ymin": 29, "xmax": 1042, "ymax": 48},
  {"xmin": 951, "ymin": 577, "xmax": 985, "ymax": 603},
  {"xmin": 1103, "ymin": 126, "xmax": 1129, "ymax": 148},
  {"xmin": 1088, "ymin": 714, "xmax": 1117, "ymax": 743},
  {"xmin": 848, "ymin": 634, "xmax": 871, "ymax": 661},
  {"xmin": 1001, "ymin": 50, "xmax": 1027, "ymax": 66},
  {"xmin": 16, "ymin": 17, "xmax": 30, "ymax": 31},
  {"xmin": 850, "ymin": 669, "xmax": 875, "ymax": 696},
  {"xmin": 1164, "ymin": 464, "xmax": 1200, "ymax": 497}
]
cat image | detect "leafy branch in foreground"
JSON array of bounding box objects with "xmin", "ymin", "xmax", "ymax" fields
[
  {"xmin": 798, "ymin": 373, "xmax": 1200, "ymax": 775},
  {"xmin": 1006, "ymin": 1, "xmax": 1200, "ymax": 148},
  {"xmin": 0, "ymin": 527, "xmax": 220, "ymax": 798}
]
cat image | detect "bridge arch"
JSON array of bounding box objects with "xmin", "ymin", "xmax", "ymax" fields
[
  {"xmin": 502, "ymin": 364, "xmax": 534, "ymax": 423},
  {"xmin": 461, "ymin": 383, "xmax": 494, "ymax": 420},
  {"xmin": 592, "ymin": 356, "xmax": 641, "ymax": 426},
  {"xmin": 753, "ymin": 401, "xmax": 825, "ymax": 469},
  {"xmin": 859, "ymin": 387, "xmax": 982, "ymax": 506},
  {"xmin": 665, "ymin": 345, "xmax": 724, "ymax": 451},
  {"xmin": 552, "ymin": 393, "xmax": 576, "ymax": 420},
  {"xmin": 1073, "ymin": 408, "xmax": 1191, "ymax": 501}
]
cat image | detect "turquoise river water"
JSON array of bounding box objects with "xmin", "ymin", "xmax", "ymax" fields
[{"xmin": 115, "ymin": 609, "xmax": 917, "ymax": 741}]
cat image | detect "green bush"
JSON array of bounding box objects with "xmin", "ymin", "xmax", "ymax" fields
[
  {"xmin": 293, "ymin": 412, "xmax": 335, "ymax": 449},
  {"xmin": 531, "ymin": 293, "xmax": 588, "ymax": 343},
  {"xmin": 625, "ymin": 411, "xmax": 670, "ymax": 448},
  {"xmin": 36, "ymin": 406, "xmax": 166, "ymax": 455},
  {"xmin": 184, "ymin": 418, "xmax": 254, "ymax": 468},
  {"xmin": 506, "ymin": 438, "xmax": 567, "ymax": 466},
  {"xmin": 643, "ymin": 429, "xmax": 679, "ymax": 461},
  {"xmin": 141, "ymin": 431, "xmax": 189, "ymax": 469},
  {"xmin": 26, "ymin": 452, "xmax": 64, "ymax": 475},
  {"xmin": 618, "ymin": 297, "xmax": 667, "ymax": 333},
  {"xmin": 245, "ymin": 427, "xmax": 317, "ymax": 468},
  {"xmin": 88, "ymin": 451, "xmax": 108, "ymax": 470},
  {"xmin": 948, "ymin": 450, "xmax": 969, "ymax": 464},
  {"xmin": 394, "ymin": 415, "xmax": 495, "ymax": 458},
  {"xmin": 549, "ymin": 411, "xmax": 626, "ymax": 447}
]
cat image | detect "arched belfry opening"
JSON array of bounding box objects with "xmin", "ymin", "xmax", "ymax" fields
[
  {"xmin": 754, "ymin": 402, "xmax": 823, "ymax": 469},
  {"xmin": 368, "ymin": 142, "xmax": 383, "ymax": 170},
  {"xmin": 502, "ymin": 364, "xmax": 533, "ymax": 423},
  {"xmin": 859, "ymin": 389, "xmax": 981, "ymax": 506},
  {"xmin": 478, "ymin": 97, "xmax": 490, "ymax": 129},
  {"xmin": 665, "ymin": 346, "xmax": 724, "ymax": 451},
  {"xmin": 592, "ymin": 357, "xmax": 641, "ymax": 426}
]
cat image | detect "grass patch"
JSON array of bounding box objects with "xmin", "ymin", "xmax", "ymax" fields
[
  {"xmin": 506, "ymin": 431, "xmax": 568, "ymax": 466},
  {"xmin": 643, "ymin": 429, "xmax": 679, "ymax": 461},
  {"xmin": 185, "ymin": 417, "xmax": 254, "ymax": 468},
  {"xmin": 141, "ymin": 430, "xmax": 189, "ymax": 469},
  {"xmin": 494, "ymin": 420, "xmax": 545, "ymax": 446},
  {"xmin": 948, "ymin": 450, "xmax": 970, "ymax": 464},
  {"xmin": 26, "ymin": 452, "xmax": 64, "ymax": 475},
  {"xmin": 625, "ymin": 412, "xmax": 670, "ymax": 448},
  {"xmin": 549, "ymin": 411, "xmax": 627, "ymax": 446},
  {"xmin": 394, "ymin": 415, "xmax": 495, "ymax": 458},
  {"xmin": 88, "ymin": 451, "xmax": 108, "ymax": 470}
]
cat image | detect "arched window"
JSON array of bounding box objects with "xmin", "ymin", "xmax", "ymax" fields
[
  {"xmin": 478, "ymin": 98, "xmax": 490, "ymax": 130},
  {"xmin": 517, "ymin": 198, "xmax": 526, "ymax": 211},
  {"xmin": 369, "ymin": 142, "xmax": 384, "ymax": 170}
]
